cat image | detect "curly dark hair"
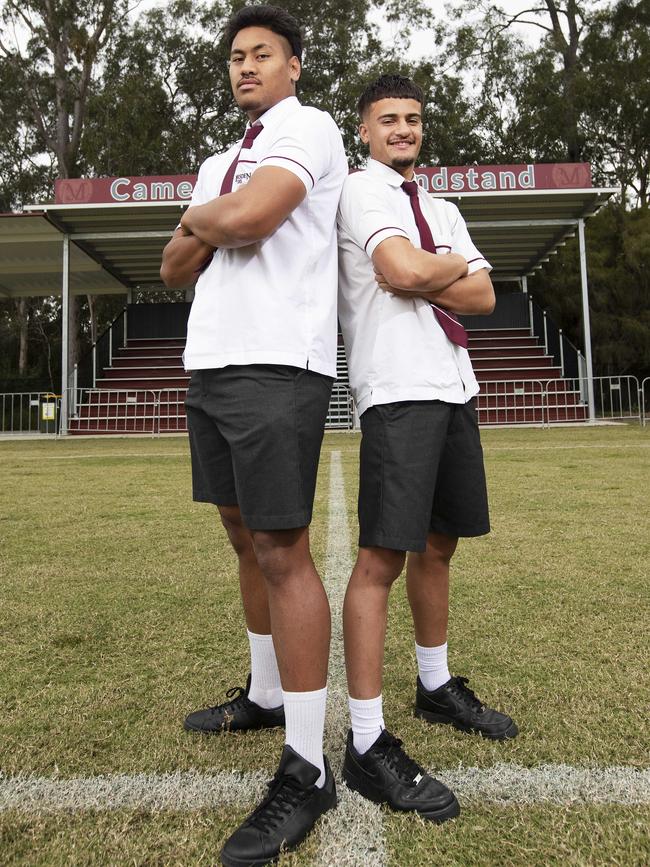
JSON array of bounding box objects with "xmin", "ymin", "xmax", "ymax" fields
[
  {"xmin": 357, "ymin": 74, "xmax": 424, "ymax": 118},
  {"xmin": 223, "ymin": 5, "xmax": 303, "ymax": 61}
]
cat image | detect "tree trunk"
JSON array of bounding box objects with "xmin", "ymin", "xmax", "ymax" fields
[{"xmin": 16, "ymin": 297, "xmax": 29, "ymax": 374}]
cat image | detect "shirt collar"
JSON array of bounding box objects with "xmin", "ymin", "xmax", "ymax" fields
[
  {"xmin": 247, "ymin": 95, "xmax": 300, "ymax": 131},
  {"xmin": 366, "ymin": 157, "xmax": 415, "ymax": 188}
]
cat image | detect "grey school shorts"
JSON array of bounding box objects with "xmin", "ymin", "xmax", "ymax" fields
[
  {"xmin": 358, "ymin": 399, "xmax": 490, "ymax": 552},
  {"xmin": 185, "ymin": 365, "xmax": 333, "ymax": 531}
]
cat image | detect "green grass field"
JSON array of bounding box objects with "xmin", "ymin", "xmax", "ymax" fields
[{"xmin": 1, "ymin": 425, "xmax": 649, "ymax": 865}]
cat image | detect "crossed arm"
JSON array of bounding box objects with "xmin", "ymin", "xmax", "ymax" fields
[
  {"xmin": 160, "ymin": 166, "xmax": 306, "ymax": 288},
  {"xmin": 371, "ymin": 235, "xmax": 495, "ymax": 316}
]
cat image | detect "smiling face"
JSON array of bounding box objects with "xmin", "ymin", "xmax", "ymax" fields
[
  {"xmin": 228, "ymin": 26, "xmax": 301, "ymax": 121},
  {"xmin": 359, "ymin": 97, "xmax": 423, "ymax": 178}
]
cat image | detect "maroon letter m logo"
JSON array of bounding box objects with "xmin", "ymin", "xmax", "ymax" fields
[{"xmin": 55, "ymin": 179, "xmax": 94, "ymax": 204}]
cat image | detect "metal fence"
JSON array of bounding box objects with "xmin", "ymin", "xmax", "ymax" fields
[
  {"xmin": 0, "ymin": 392, "xmax": 61, "ymax": 434},
  {"xmin": 641, "ymin": 377, "xmax": 650, "ymax": 427},
  {"xmin": 67, "ymin": 388, "xmax": 160, "ymax": 436},
  {"xmin": 473, "ymin": 375, "xmax": 641, "ymax": 426},
  {"xmin": 63, "ymin": 383, "xmax": 355, "ymax": 436},
  {"xmin": 474, "ymin": 379, "xmax": 546, "ymax": 426},
  {"xmin": 326, "ymin": 383, "xmax": 355, "ymax": 430},
  {"xmin": 3, "ymin": 377, "xmax": 643, "ymax": 436}
]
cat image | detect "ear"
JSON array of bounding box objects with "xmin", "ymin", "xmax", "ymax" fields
[
  {"xmin": 289, "ymin": 56, "xmax": 301, "ymax": 82},
  {"xmin": 359, "ymin": 122, "xmax": 369, "ymax": 145}
]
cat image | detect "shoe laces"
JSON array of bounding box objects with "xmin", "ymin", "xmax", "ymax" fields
[
  {"xmin": 372, "ymin": 733, "xmax": 424, "ymax": 785},
  {"xmin": 210, "ymin": 684, "xmax": 248, "ymax": 714},
  {"xmin": 449, "ymin": 676, "xmax": 485, "ymax": 713},
  {"xmin": 248, "ymin": 773, "xmax": 311, "ymax": 832}
]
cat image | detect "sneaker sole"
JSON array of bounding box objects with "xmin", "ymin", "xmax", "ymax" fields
[
  {"xmin": 414, "ymin": 707, "xmax": 519, "ymax": 740},
  {"xmin": 342, "ymin": 769, "xmax": 460, "ymax": 824},
  {"xmin": 183, "ymin": 719, "xmax": 285, "ymax": 734},
  {"xmin": 219, "ymin": 792, "xmax": 337, "ymax": 867}
]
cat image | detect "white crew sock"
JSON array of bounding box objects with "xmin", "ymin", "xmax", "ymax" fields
[
  {"xmin": 416, "ymin": 641, "xmax": 451, "ymax": 692},
  {"xmin": 349, "ymin": 694, "xmax": 384, "ymax": 755},
  {"xmin": 283, "ymin": 686, "xmax": 327, "ymax": 787},
  {"xmin": 247, "ymin": 630, "xmax": 283, "ymax": 709}
]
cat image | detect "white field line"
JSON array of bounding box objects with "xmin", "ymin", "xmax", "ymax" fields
[
  {"xmin": 3, "ymin": 447, "xmax": 650, "ymax": 862},
  {"xmin": 3, "ymin": 764, "xmax": 649, "ymax": 814},
  {"xmin": 316, "ymin": 449, "xmax": 389, "ymax": 866}
]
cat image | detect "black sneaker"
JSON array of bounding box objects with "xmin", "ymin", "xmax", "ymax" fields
[
  {"xmin": 220, "ymin": 745, "xmax": 336, "ymax": 866},
  {"xmin": 184, "ymin": 674, "xmax": 285, "ymax": 733},
  {"xmin": 342, "ymin": 729, "xmax": 460, "ymax": 823},
  {"xmin": 415, "ymin": 675, "xmax": 519, "ymax": 740}
]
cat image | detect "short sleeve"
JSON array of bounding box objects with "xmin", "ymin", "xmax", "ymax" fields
[
  {"xmin": 258, "ymin": 110, "xmax": 337, "ymax": 192},
  {"xmin": 338, "ymin": 176, "xmax": 410, "ymax": 258},
  {"xmin": 446, "ymin": 202, "xmax": 492, "ymax": 274},
  {"xmin": 189, "ymin": 160, "xmax": 211, "ymax": 208}
]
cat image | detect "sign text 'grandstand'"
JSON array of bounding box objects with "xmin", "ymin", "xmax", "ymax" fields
[{"xmin": 54, "ymin": 163, "xmax": 593, "ymax": 205}]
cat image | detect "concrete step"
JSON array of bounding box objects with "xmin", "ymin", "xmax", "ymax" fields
[
  {"xmin": 472, "ymin": 356, "xmax": 555, "ymax": 370},
  {"xmin": 475, "ymin": 367, "xmax": 562, "ymax": 381}
]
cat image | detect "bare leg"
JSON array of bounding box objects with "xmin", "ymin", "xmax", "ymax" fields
[
  {"xmin": 251, "ymin": 526, "xmax": 330, "ymax": 691},
  {"xmin": 406, "ymin": 532, "xmax": 458, "ymax": 647},
  {"xmin": 343, "ymin": 546, "xmax": 406, "ymax": 699},
  {"xmin": 219, "ymin": 505, "xmax": 271, "ymax": 634}
]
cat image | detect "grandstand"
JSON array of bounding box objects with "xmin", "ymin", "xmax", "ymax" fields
[
  {"xmin": 64, "ymin": 310, "xmax": 586, "ymax": 434},
  {"xmin": 0, "ymin": 163, "xmax": 620, "ymax": 434}
]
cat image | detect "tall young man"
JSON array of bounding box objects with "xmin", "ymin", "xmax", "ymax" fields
[
  {"xmin": 337, "ymin": 75, "xmax": 518, "ymax": 823},
  {"xmin": 160, "ymin": 6, "xmax": 347, "ymax": 864}
]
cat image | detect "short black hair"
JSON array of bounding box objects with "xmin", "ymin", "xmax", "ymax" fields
[
  {"xmin": 357, "ymin": 74, "xmax": 424, "ymax": 119},
  {"xmin": 224, "ymin": 5, "xmax": 303, "ymax": 62}
]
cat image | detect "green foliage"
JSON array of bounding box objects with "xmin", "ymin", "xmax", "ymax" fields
[{"xmin": 529, "ymin": 204, "xmax": 650, "ymax": 377}]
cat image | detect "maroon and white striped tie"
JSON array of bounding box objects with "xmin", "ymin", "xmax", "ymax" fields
[
  {"xmin": 219, "ymin": 123, "xmax": 264, "ymax": 195},
  {"xmin": 401, "ymin": 179, "xmax": 468, "ymax": 349}
]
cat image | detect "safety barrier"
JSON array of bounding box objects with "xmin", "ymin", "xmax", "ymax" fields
[
  {"xmin": 64, "ymin": 383, "xmax": 355, "ymax": 436},
  {"xmin": 475, "ymin": 376, "xmax": 641, "ymax": 426},
  {"xmin": 5, "ymin": 376, "xmax": 639, "ymax": 436},
  {"xmin": 474, "ymin": 379, "xmax": 547, "ymax": 426},
  {"xmin": 326, "ymin": 383, "xmax": 355, "ymax": 430},
  {"xmin": 546, "ymin": 375, "xmax": 641, "ymax": 424},
  {"xmin": 641, "ymin": 377, "xmax": 650, "ymax": 427},
  {"xmin": 67, "ymin": 388, "xmax": 159, "ymax": 436},
  {"xmin": 155, "ymin": 388, "xmax": 188, "ymax": 435},
  {"xmin": 0, "ymin": 392, "xmax": 61, "ymax": 434}
]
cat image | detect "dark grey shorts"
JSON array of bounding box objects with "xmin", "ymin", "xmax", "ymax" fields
[
  {"xmin": 358, "ymin": 399, "xmax": 490, "ymax": 552},
  {"xmin": 185, "ymin": 365, "xmax": 333, "ymax": 531}
]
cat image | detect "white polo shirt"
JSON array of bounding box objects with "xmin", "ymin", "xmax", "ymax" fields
[
  {"xmin": 183, "ymin": 96, "xmax": 348, "ymax": 377},
  {"xmin": 337, "ymin": 158, "xmax": 491, "ymax": 415}
]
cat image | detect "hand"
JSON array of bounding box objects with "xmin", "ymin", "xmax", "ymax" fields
[
  {"xmin": 374, "ymin": 270, "xmax": 394, "ymax": 293},
  {"xmin": 374, "ymin": 271, "xmax": 428, "ymax": 299}
]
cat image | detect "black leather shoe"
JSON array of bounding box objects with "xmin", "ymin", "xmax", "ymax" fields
[
  {"xmin": 184, "ymin": 675, "xmax": 285, "ymax": 733},
  {"xmin": 342, "ymin": 729, "xmax": 459, "ymax": 823},
  {"xmin": 220, "ymin": 745, "xmax": 336, "ymax": 866},
  {"xmin": 415, "ymin": 675, "xmax": 518, "ymax": 740}
]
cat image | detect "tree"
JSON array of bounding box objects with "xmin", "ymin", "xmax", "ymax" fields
[
  {"xmin": 581, "ymin": 0, "xmax": 650, "ymax": 205},
  {"xmin": 529, "ymin": 204, "xmax": 650, "ymax": 377},
  {"xmin": 0, "ymin": 0, "xmax": 130, "ymax": 378}
]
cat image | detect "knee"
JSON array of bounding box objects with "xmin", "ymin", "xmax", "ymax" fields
[
  {"xmin": 354, "ymin": 547, "xmax": 406, "ymax": 588},
  {"xmin": 251, "ymin": 528, "xmax": 308, "ymax": 587},
  {"xmin": 426, "ymin": 533, "xmax": 458, "ymax": 566},
  {"xmin": 219, "ymin": 509, "xmax": 253, "ymax": 558}
]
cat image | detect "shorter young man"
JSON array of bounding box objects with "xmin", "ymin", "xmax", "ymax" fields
[{"xmin": 337, "ymin": 75, "xmax": 518, "ymax": 823}]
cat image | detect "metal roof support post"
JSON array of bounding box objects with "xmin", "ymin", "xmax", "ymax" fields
[
  {"xmin": 578, "ymin": 218, "xmax": 596, "ymax": 421},
  {"xmin": 60, "ymin": 234, "xmax": 70, "ymax": 436}
]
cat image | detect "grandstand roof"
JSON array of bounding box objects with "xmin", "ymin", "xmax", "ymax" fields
[{"xmin": 0, "ymin": 168, "xmax": 617, "ymax": 298}]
